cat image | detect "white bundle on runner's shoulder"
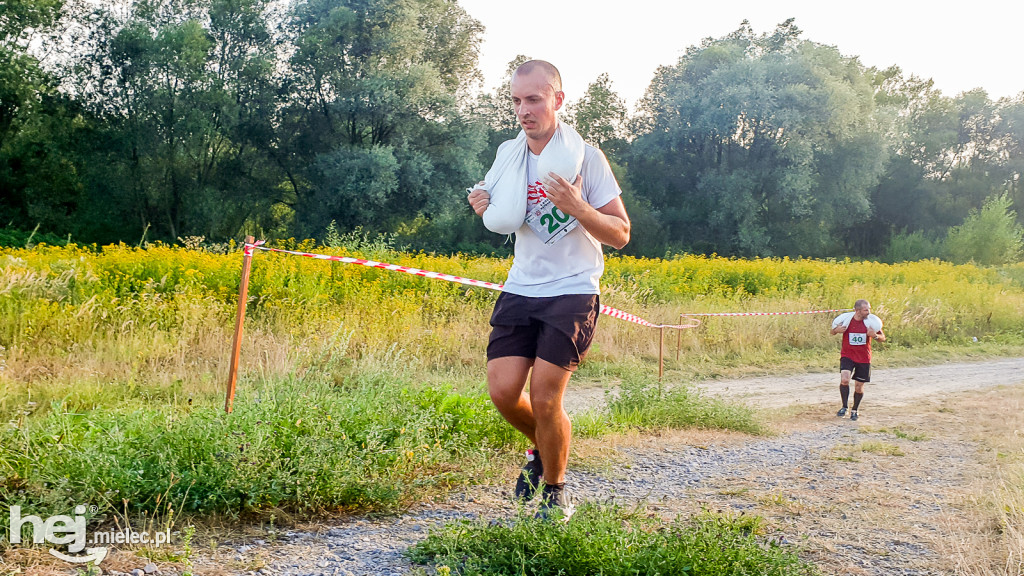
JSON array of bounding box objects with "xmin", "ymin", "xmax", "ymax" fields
[
  {"xmin": 832, "ymin": 311, "xmax": 883, "ymax": 332},
  {"xmin": 477, "ymin": 121, "xmax": 585, "ymax": 235},
  {"xmin": 537, "ymin": 122, "xmax": 585, "ymax": 187}
]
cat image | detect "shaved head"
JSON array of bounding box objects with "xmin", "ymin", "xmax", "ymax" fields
[
  {"xmin": 854, "ymin": 299, "xmax": 869, "ymax": 310},
  {"xmin": 513, "ymin": 60, "xmax": 562, "ymax": 93},
  {"xmin": 509, "ymin": 59, "xmax": 565, "ymax": 151}
]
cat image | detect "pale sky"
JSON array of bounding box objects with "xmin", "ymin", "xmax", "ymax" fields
[{"xmin": 457, "ymin": 0, "xmax": 1023, "ymax": 110}]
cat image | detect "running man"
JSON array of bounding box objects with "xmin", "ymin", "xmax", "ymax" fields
[
  {"xmin": 831, "ymin": 299, "xmax": 885, "ymax": 421},
  {"xmin": 467, "ymin": 60, "xmax": 630, "ymax": 517}
]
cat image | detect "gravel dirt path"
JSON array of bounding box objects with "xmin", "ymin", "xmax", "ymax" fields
[
  {"xmin": 564, "ymin": 357, "xmax": 1024, "ymax": 412},
  {"xmin": 176, "ymin": 358, "xmax": 1024, "ymax": 576}
]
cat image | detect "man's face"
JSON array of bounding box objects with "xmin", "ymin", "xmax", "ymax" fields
[
  {"xmin": 510, "ymin": 69, "xmax": 564, "ymax": 144},
  {"xmin": 854, "ymin": 303, "xmax": 870, "ymax": 319}
]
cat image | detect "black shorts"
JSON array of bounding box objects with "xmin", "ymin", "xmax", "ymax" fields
[
  {"xmin": 840, "ymin": 357, "xmax": 871, "ymax": 382},
  {"xmin": 486, "ymin": 292, "xmax": 600, "ymax": 371}
]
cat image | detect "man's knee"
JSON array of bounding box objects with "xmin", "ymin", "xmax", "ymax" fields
[
  {"xmin": 486, "ymin": 357, "xmax": 531, "ymax": 410},
  {"xmin": 854, "ymin": 381, "xmax": 866, "ymax": 393},
  {"xmin": 840, "ymin": 371, "xmax": 852, "ymax": 385},
  {"xmin": 487, "ymin": 382, "xmax": 523, "ymax": 411},
  {"xmin": 530, "ymin": 393, "xmax": 564, "ymax": 420}
]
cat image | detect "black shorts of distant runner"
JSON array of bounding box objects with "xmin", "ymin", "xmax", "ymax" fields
[{"xmin": 840, "ymin": 357, "xmax": 871, "ymax": 382}]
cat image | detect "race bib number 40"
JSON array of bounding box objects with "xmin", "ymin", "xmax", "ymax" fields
[
  {"xmin": 525, "ymin": 197, "xmax": 579, "ymax": 244},
  {"xmin": 848, "ymin": 332, "xmax": 868, "ymax": 346}
]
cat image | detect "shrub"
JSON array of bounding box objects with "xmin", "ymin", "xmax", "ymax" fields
[
  {"xmin": 944, "ymin": 194, "xmax": 1023, "ymax": 265},
  {"xmin": 883, "ymin": 230, "xmax": 941, "ymax": 263},
  {"xmin": 608, "ymin": 375, "xmax": 765, "ymax": 435},
  {"xmin": 0, "ymin": 227, "xmax": 68, "ymax": 248}
]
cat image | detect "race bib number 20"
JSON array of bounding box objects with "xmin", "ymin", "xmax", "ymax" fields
[
  {"xmin": 525, "ymin": 197, "xmax": 579, "ymax": 244},
  {"xmin": 848, "ymin": 332, "xmax": 868, "ymax": 346}
]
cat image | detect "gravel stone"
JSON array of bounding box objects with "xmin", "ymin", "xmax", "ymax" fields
[{"xmin": 194, "ymin": 420, "xmax": 974, "ymax": 576}]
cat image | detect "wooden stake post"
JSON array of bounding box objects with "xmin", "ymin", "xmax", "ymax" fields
[
  {"xmin": 677, "ymin": 314, "xmax": 683, "ymax": 361},
  {"xmin": 225, "ymin": 235, "xmax": 256, "ymax": 413},
  {"xmin": 658, "ymin": 326, "xmax": 665, "ymax": 381}
]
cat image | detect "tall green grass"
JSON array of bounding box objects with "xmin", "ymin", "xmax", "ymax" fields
[
  {"xmin": 2, "ymin": 242, "xmax": 1023, "ymax": 548},
  {"xmin": 0, "ymin": 371, "xmax": 760, "ymax": 535},
  {"xmin": 608, "ymin": 376, "xmax": 765, "ymax": 435},
  {"xmin": 2, "ymin": 245, "xmax": 1023, "ymax": 417},
  {"xmin": 0, "ymin": 369, "xmax": 519, "ymax": 540},
  {"xmin": 407, "ymin": 504, "xmax": 819, "ymax": 576}
]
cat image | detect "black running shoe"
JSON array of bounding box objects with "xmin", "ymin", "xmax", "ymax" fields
[
  {"xmin": 836, "ymin": 407, "xmax": 847, "ymax": 417},
  {"xmin": 535, "ymin": 483, "xmax": 574, "ymax": 521},
  {"xmin": 514, "ymin": 449, "xmax": 543, "ymax": 501},
  {"xmin": 850, "ymin": 410, "xmax": 859, "ymax": 421}
]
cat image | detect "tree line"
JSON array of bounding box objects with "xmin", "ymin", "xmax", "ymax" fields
[{"xmin": 2, "ymin": 1, "xmax": 1022, "ymax": 263}]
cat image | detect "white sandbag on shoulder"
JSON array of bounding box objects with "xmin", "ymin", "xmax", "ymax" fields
[
  {"xmin": 832, "ymin": 312, "xmax": 883, "ymax": 332},
  {"xmin": 479, "ymin": 133, "xmax": 529, "ymax": 235},
  {"xmin": 864, "ymin": 314, "xmax": 883, "ymax": 332},
  {"xmin": 538, "ymin": 122, "xmax": 585, "ymax": 187},
  {"xmin": 477, "ymin": 121, "xmax": 585, "ymax": 235},
  {"xmin": 831, "ymin": 312, "xmax": 854, "ymax": 330}
]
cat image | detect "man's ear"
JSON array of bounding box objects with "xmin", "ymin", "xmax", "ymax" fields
[{"xmin": 554, "ymin": 90, "xmax": 565, "ymax": 110}]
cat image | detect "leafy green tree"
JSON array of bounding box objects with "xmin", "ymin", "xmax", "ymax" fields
[
  {"xmin": 863, "ymin": 70, "xmax": 1024, "ymax": 257},
  {"xmin": 943, "ymin": 194, "xmax": 1022, "ymax": 265},
  {"xmin": 994, "ymin": 95, "xmax": 1024, "ymax": 224},
  {"xmin": 564, "ymin": 73, "xmax": 628, "ymax": 155},
  {"xmin": 0, "ymin": 0, "xmax": 63, "ymax": 35},
  {"xmin": 628, "ymin": 20, "xmax": 888, "ymax": 257},
  {"xmin": 859, "ymin": 69, "xmax": 950, "ymax": 252},
  {"xmin": 612, "ymin": 160, "xmax": 666, "ymax": 257},
  {"xmin": 882, "ymin": 230, "xmax": 941, "ymax": 263},
  {"xmin": 202, "ymin": 0, "xmax": 290, "ymax": 238},
  {"xmin": 0, "ymin": 92, "xmax": 91, "ymax": 234},
  {"xmin": 0, "ymin": 0, "xmax": 89, "ymax": 233},
  {"xmin": 0, "ymin": 47, "xmax": 46, "ymax": 150},
  {"xmin": 69, "ymin": 0, "xmax": 287, "ymax": 242},
  {"xmin": 280, "ymin": 0, "xmax": 486, "ymax": 238}
]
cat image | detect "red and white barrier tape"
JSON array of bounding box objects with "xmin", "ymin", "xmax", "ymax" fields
[
  {"xmin": 682, "ymin": 309, "xmax": 852, "ymax": 317},
  {"xmin": 245, "ymin": 243, "xmax": 842, "ymax": 330},
  {"xmin": 250, "ymin": 243, "xmax": 505, "ymax": 290},
  {"xmin": 602, "ymin": 306, "xmax": 701, "ymax": 329}
]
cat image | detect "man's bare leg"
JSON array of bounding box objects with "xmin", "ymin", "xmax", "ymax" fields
[
  {"xmin": 487, "ymin": 356, "xmax": 537, "ymax": 446},
  {"xmin": 528, "ymin": 358, "xmax": 573, "ymax": 484}
]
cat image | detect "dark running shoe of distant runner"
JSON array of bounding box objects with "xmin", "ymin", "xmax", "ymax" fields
[
  {"xmin": 836, "ymin": 407, "xmax": 847, "ymax": 417},
  {"xmin": 514, "ymin": 448, "xmax": 543, "ymax": 501}
]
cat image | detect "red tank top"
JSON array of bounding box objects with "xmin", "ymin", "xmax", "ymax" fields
[{"xmin": 840, "ymin": 317, "xmax": 872, "ymax": 363}]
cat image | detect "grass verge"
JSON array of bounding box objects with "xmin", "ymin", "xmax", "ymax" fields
[
  {"xmin": 608, "ymin": 375, "xmax": 766, "ymax": 435},
  {"xmin": 0, "ymin": 371, "xmax": 764, "ymax": 549},
  {"xmin": 407, "ymin": 503, "xmax": 819, "ymax": 576},
  {"xmin": 935, "ymin": 386, "xmax": 1024, "ymax": 575},
  {"xmin": 0, "ymin": 372, "xmax": 521, "ymax": 539}
]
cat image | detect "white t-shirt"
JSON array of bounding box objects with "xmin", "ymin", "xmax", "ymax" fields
[{"xmin": 502, "ymin": 144, "xmax": 622, "ymax": 297}]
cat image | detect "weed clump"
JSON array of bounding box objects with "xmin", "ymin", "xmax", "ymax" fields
[{"xmin": 408, "ymin": 504, "xmax": 819, "ymax": 576}]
